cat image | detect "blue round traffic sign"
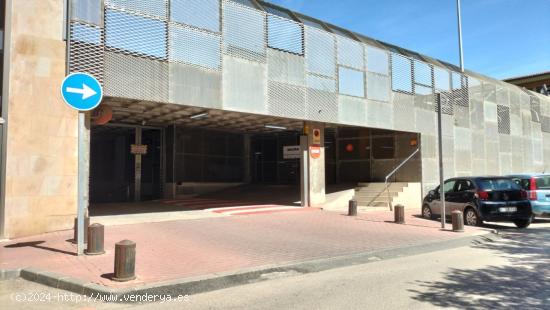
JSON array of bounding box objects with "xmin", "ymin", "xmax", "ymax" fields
[{"xmin": 61, "ymin": 73, "xmax": 103, "ymax": 111}]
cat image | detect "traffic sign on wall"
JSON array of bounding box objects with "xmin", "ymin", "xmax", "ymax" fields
[{"xmin": 61, "ymin": 73, "xmax": 103, "ymax": 111}]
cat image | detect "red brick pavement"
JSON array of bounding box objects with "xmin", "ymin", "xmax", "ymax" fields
[{"xmin": 0, "ymin": 209, "xmax": 487, "ymax": 288}]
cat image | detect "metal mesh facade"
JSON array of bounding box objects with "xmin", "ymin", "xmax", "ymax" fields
[{"xmin": 69, "ymin": 0, "xmax": 550, "ymax": 194}]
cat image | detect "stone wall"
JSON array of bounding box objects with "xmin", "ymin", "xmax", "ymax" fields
[{"xmin": 3, "ymin": 0, "xmax": 78, "ymax": 238}]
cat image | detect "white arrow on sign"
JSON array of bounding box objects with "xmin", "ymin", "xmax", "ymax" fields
[{"xmin": 66, "ymin": 84, "xmax": 97, "ymax": 100}]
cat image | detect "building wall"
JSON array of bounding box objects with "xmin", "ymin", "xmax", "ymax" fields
[
  {"xmin": 3, "ymin": 0, "xmax": 78, "ymax": 238},
  {"xmin": 72, "ymin": 0, "xmax": 550, "ymax": 198}
]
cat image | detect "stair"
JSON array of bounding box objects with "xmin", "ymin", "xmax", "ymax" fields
[{"xmin": 354, "ymin": 182, "xmax": 409, "ymax": 208}]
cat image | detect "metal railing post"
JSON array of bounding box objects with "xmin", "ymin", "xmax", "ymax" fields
[{"xmin": 384, "ymin": 148, "xmax": 420, "ymax": 211}]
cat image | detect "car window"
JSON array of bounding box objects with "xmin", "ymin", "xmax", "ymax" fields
[
  {"xmin": 511, "ymin": 178, "xmax": 530, "ymax": 190},
  {"xmin": 455, "ymin": 180, "xmax": 474, "ymax": 192},
  {"xmin": 443, "ymin": 180, "xmax": 456, "ymax": 193},
  {"xmin": 535, "ymin": 176, "xmax": 550, "ymax": 190},
  {"xmin": 477, "ymin": 178, "xmax": 521, "ymax": 191}
]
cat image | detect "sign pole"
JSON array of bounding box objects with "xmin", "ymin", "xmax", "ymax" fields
[
  {"xmin": 76, "ymin": 112, "xmax": 86, "ymax": 255},
  {"xmin": 437, "ymin": 93, "xmax": 446, "ymax": 229}
]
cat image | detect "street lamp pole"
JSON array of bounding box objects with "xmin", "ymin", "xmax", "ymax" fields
[
  {"xmin": 456, "ymin": 0, "xmax": 465, "ymax": 72},
  {"xmin": 437, "ymin": 94, "xmax": 446, "ymax": 229}
]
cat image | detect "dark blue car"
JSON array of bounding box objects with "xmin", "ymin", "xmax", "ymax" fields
[{"xmin": 422, "ymin": 176, "xmax": 533, "ymax": 228}]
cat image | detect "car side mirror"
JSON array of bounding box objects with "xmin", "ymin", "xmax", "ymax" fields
[{"xmin": 429, "ymin": 190, "xmax": 436, "ymax": 197}]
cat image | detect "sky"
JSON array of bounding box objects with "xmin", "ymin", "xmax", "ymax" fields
[{"xmin": 268, "ymin": 0, "xmax": 550, "ymax": 80}]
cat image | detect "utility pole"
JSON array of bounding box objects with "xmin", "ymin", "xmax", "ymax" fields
[
  {"xmin": 437, "ymin": 94, "xmax": 446, "ymax": 229},
  {"xmin": 456, "ymin": 0, "xmax": 465, "ymax": 72}
]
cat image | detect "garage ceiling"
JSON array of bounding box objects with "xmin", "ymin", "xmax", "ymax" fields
[{"xmin": 101, "ymin": 97, "xmax": 307, "ymax": 133}]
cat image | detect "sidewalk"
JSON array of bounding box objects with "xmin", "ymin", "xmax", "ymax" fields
[{"xmin": 0, "ymin": 209, "xmax": 488, "ymax": 290}]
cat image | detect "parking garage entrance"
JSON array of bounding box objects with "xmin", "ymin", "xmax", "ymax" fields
[
  {"xmin": 89, "ymin": 102, "xmax": 422, "ymax": 218},
  {"xmin": 90, "ymin": 125, "xmax": 163, "ymax": 205}
]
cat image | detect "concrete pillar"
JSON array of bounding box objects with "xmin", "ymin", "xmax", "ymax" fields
[
  {"xmin": 300, "ymin": 135, "xmax": 309, "ymax": 207},
  {"xmin": 305, "ymin": 122, "xmax": 326, "ymax": 206}
]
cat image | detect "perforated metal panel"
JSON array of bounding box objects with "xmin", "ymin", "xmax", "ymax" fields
[
  {"xmin": 222, "ymin": 0, "xmax": 266, "ymax": 62},
  {"xmin": 104, "ymin": 51, "xmax": 169, "ymax": 102},
  {"xmin": 305, "ymin": 26, "xmax": 335, "ymax": 77},
  {"xmin": 105, "ymin": 8, "xmax": 167, "ymax": 60},
  {"xmin": 105, "ymin": 0, "xmax": 167, "ymax": 18},
  {"xmin": 337, "ymin": 36, "xmax": 364, "ymax": 70},
  {"xmin": 69, "ymin": 22, "xmax": 104, "ymax": 83},
  {"xmin": 437, "ymin": 92, "xmax": 454, "ymax": 115},
  {"xmin": 339, "ymin": 96, "xmax": 366, "ymax": 125},
  {"xmin": 366, "ymin": 46, "xmax": 389, "ymax": 75},
  {"xmin": 307, "ymin": 74, "xmax": 336, "ymax": 93},
  {"xmin": 542, "ymin": 116, "xmax": 550, "ymax": 133},
  {"xmin": 267, "ymin": 82, "xmax": 306, "ymax": 118},
  {"xmin": 434, "ymin": 66, "xmax": 450, "ymax": 91},
  {"xmin": 170, "ymin": 63, "xmax": 221, "ymax": 108},
  {"xmin": 367, "ymin": 73, "xmax": 390, "ymax": 102},
  {"xmin": 268, "ymin": 49, "xmax": 305, "ymax": 86},
  {"xmin": 483, "ymin": 82, "xmax": 497, "ymax": 104},
  {"xmin": 497, "ymin": 105, "xmax": 511, "ymax": 135},
  {"xmin": 71, "ymin": 0, "xmax": 102, "ymax": 25},
  {"xmin": 338, "ymin": 67, "xmax": 365, "ymax": 98},
  {"xmin": 391, "ymin": 53, "xmax": 413, "ymax": 94},
  {"xmin": 169, "ymin": 24, "xmax": 221, "ymax": 70},
  {"xmin": 171, "ymin": 0, "xmax": 220, "ymax": 32},
  {"xmin": 531, "ymin": 96, "xmax": 542, "ymax": 123},
  {"xmin": 509, "ymin": 89, "xmax": 521, "ymax": 116},
  {"xmin": 267, "ymin": 14, "xmax": 304, "ymax": 55},
  {"xmin": 306, "ymin": 89, "xmax": 338, "ymax": 122}
]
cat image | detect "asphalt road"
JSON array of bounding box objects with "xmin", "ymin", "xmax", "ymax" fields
[{"xmin": 1, "ymin": 221, "xmax": 549, "ymax": 310}]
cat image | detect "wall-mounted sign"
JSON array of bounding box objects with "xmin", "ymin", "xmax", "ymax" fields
[
  {"xmin": 131, "ymin": 144, "xmax": 148, "ymax": 155},
  {"xmin": 310, "ymin": 146, "xmax": 321, "ymax": 159},
  {"xmin": 283, "ymin": 145, "xmax": 301, "ymax": 159},
  {"xmin": 312, "ymin": 129, "xmax": 321, "ymax": 145}
]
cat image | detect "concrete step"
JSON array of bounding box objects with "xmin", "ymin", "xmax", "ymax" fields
[
  {"xmin": 355, "ymin": 186, "xmax": 406, "ymax": 192},
  {"xmin": 356, "ymin": 182, "xmax": 409, "ymax": 188},
  {"xmin": 356, "ymin": 197, "xmax": 392, "ymax": 203},
  {"xmin": 358, "ymin": 202, "xmax": 389, "ymax": 207},
  {"xmin": 353, "ymin": 193, "xmax": 397, "ymax": 199},
  {"xmin": 354, "ymin": 190, "xmax": 401, "ymax": 196}
]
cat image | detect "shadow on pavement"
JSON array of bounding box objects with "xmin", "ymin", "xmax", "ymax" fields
[
  {"xmin": 4, "ymin": 241, "xmax": 76, "ymax": 256},
  {"xmin": 408, "ymin": 228, "xmax": 550, "ymax": 309}
]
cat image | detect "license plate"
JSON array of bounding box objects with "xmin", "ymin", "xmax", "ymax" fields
[{"xmin": 499, "ymin": 207, "xmax": 517, "ymax": 213}]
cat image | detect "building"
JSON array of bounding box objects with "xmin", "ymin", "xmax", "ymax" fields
[
  {"xmin": 504, "ymin": 71, "xmax": 550, "ymax": 96},
  {"xmin": 1, "ymin": 0, "xmax": 550, "ymax": 239}
]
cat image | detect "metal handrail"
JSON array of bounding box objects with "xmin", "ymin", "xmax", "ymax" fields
[{"xmin": 384, "ymin": 148, "xmax": 420, "ymax": 211}]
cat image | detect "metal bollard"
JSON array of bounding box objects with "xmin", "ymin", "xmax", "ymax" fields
[
  {"xmin": 348, "ymin": 199, "xmax": 358, "ymax": 216},
  {"xmin": 113, "ymin": 240, "xmax": 136, "ymax": 282},
  {"xmin": 73, "ymin": 216, "xmax": 90, "ymax": 243},
  {"xmin": 452, "ymin": 210, "xmax": 464, "ymax": 232},
  {"xmin": 85, "ymin": 224, "xmax": 105, "ymax": 255},
  {"xmin": 394, "ymin": 204, "xmax": 405, "ymax": 224}
]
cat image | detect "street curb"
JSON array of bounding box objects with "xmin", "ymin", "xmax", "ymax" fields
[
  {"xmin": 0, "ymin": 268, "xmax": 20, "ymax": 281},
  {"xmin": 3, "ymin": 232, "xmax": 500, "ymax": 303}
]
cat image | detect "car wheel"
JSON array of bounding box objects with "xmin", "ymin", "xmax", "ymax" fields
[
  {"xmin": 464, "ymin": 208, "xmax": 481, "ymax": 226},
  {"xmin": 422, "ymin": 205, "xmax": 435, "ymax": 220},
  {"xmin": 514, "ymin": 219, "xmax": 531, "ymax": 229}
]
